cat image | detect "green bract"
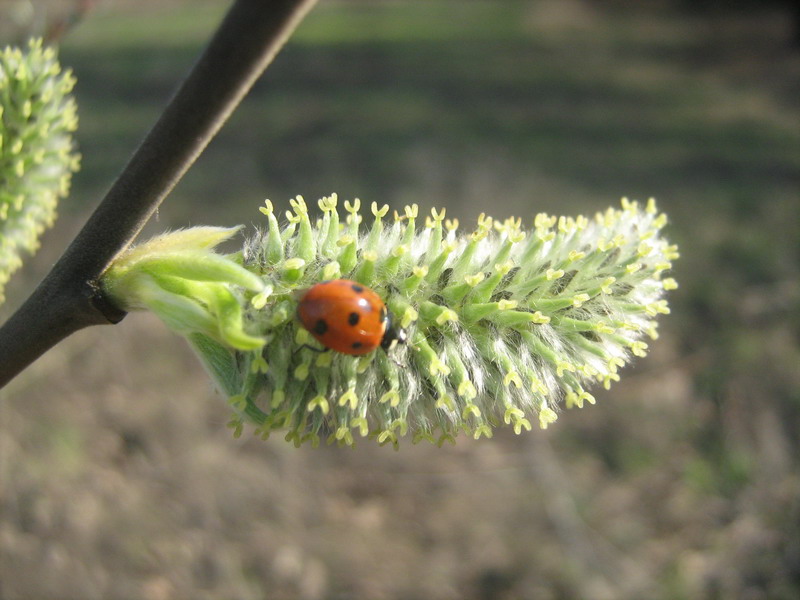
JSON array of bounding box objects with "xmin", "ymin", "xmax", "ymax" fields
[
  {"xmin": 0, "ymin": 39, "xmax": 79, "ymax": 303},
  {"xmin": 103, "ymin": 195, "xmax": 678, "ymax": 448},
  {"xmin": 103, "ymin": 226, "xmax": 267, "ymax": 351}
]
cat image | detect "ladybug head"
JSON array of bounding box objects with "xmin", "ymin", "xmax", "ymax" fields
[{"xmin": 380, "ymin": 311, "xmax": 408, "ymax": 351}]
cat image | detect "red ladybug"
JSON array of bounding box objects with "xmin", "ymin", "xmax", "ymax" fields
[{"xmin": 297, "ymin": 279, "xmax": 406, "ymax": 355}]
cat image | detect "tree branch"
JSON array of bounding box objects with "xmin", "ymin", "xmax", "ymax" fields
[{"xmin": 0, "ymin": 0, "xmax": 318, "ymax": 389}]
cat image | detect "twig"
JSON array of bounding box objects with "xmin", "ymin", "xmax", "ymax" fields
[{"xmin": 0, "ymin": 0, "xmax": 319, "ymax": 389}]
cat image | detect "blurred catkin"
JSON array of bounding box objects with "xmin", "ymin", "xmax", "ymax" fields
[
  {"xmin": 0, "ymin": 39, "xmax": 80, "ymax": 302},
  {"xmin": 103, "ymin": 195, "xmax": 678, "ymax": 448}
]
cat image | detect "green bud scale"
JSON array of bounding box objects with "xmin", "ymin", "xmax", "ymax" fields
[
  {"xmin": 0, "ymin": 39, "xmax": 80, "ymax": 302},
  {"xmin": 103, "ymin": 195, "xmax": 678, "ymax": 448}
]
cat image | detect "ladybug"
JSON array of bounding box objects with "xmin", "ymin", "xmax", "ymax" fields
[{"xmin": 297, "ymin": 279, "xmax": 406, "ymax": 355}]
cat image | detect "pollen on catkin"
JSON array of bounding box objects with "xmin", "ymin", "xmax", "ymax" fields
[
  {"xmin": 185, "ymin": 194, "xmax": 676, "ymax": 447},
  {"xmin": 0, "ymin": 39, "xmax": 80, "ymax": 303}
]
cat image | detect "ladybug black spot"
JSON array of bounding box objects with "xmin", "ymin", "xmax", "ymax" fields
[
  {"xmin": 348, "ymin": 312, "xmax": 360, "ymax": 326},
  {"xmin": 313, "ymin": 319, "xmax": 328, "ymax": 335},
  {"xmin": 351, "ymin": 341, "xmax": 363, "ymax": 350},
  {"xmin": 351, "ymin": 284, "xmax": 364, "ymax": 294}
]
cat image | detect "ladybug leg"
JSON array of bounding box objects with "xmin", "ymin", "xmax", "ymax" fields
[{"xmin": 294, "ymin": 344, "xmax": 329, "ymax": 355}]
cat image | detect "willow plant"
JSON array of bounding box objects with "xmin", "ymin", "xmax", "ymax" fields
[
  {"xmin": 0, "ymin": 10, "xmax": 678, "ymax": 450},
  {"xmin": 103, "ymin": 195, "xmax": 678, "ymax": 448}
]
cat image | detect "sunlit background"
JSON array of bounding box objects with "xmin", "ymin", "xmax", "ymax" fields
[{"xmin": 1, "ymin": 1, "xmax": 799, "ymax": 598}]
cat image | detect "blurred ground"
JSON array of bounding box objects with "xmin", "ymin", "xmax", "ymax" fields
[{"xmin": 1, "ymin": 1, "xmax": 799, "ymax": 598}]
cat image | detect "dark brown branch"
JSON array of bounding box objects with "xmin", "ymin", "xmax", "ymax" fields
[{"xmin": 0, "ymin": 0, "xmax": 318, "ymax": 389}]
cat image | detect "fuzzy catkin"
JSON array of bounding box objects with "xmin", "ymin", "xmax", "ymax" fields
[
  {"xmin": 0, "ymin": 39, "xmax": 80, "ymax": 302},
  {"xmin": 223, "ymin": 194, "xmax": 678, "ymax": 447}
]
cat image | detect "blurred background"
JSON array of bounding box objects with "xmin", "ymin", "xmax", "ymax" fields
[{"xmin": 1, "ymin": 0, "xmax": 798, "ymax": 598}]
